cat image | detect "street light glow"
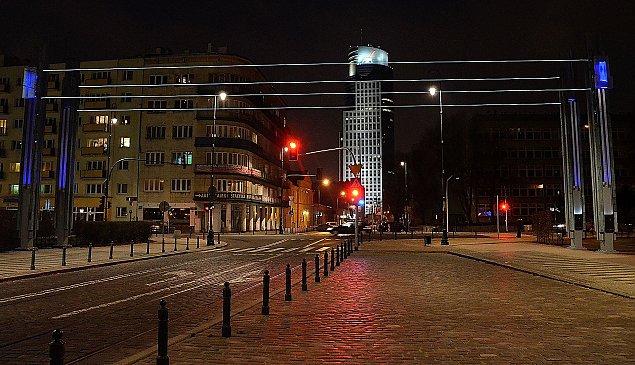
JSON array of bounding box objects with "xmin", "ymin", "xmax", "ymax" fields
[
  {"xmin": 400, "ymin": 161, "xmax": 405, "ymax": 166},
  {"xmin": 111, "ymin": 117, "xmax": 118, "ymax": 124},
  {"xmin": 219, "ymin": 91, "xmax": 227, "ymax": 101},
  {"xmin": 322, "ymin": 178, "xmax": 330, "ymax": 186},
  {"xmin": 429, "ymin": 87, "xmax": 437, "ymax": 96}
]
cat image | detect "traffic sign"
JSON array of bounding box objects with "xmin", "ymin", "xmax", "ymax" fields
[
  {"xmin": 349, "ymin": 164, "xmax": 362, "ymax": 177},
  {"xmin": 159, "ymin": 201, "xmax": 170, "ymax": 212}
]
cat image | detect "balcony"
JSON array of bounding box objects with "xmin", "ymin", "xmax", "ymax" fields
[
  {"xmin": 47, "ymin": 81, "xmax": 60, "ymax": 90},
  {"xmin": 193, "ymin": 191, "xmax": 280, "ymax": 206},
  {"xmin": 194, "ymin": 164, "xmax": 262, "ymax": 178},
  {"xmin": 194, "ymin": 137, "xmax": 279, "ymax": 166},
  {"xmin": 81, "ymin": 146, "xmax": 106, "ymax": 155},
  {"xmin": 42, "ymin": 147, "xmax": 56, "ymax": 156},
  {"xmin": 80, "ymin": 169, "xmax": 106, "ymax": 179},
  {"xmin": 46, "ymin": 103, "xmax": 59, "ymax": 112},
  {"xmin": 41, "ymin": 170, "xmax": 55, "ymax": 179},
  {"xmin": 44, "ymin": 125, "xmax": 57, "ymax": 134},
  {"xmin": 82, "ymin": 123, "xmax": 107, "ymax": 133},
  {"xmin": 0, "ymin": 84, "xmax": 9, "ymax": 93},
  {"xmin": 83, "ymin": 100, "xmax": 111, "ymax": 109},
  {"xmin": 85, "ymin": 77, "xmax": 112, "ymax": 86}
]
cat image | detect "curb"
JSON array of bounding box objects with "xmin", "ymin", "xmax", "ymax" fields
[
  {"xmin": 447, "ymin": 250, "xmax": 635, "ymax": 300},
  {"xmin": 0, "ymin": 242, "xmax": 228, "ymax": 284}
]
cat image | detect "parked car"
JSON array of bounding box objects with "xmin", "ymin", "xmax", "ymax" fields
[
  {"xmin": 330, "ymin": 222, "xmax": 364, "ymax": 235},
  {"xmin": 316, "ymin": 223, "xmax": 333, "ymax": 232}
]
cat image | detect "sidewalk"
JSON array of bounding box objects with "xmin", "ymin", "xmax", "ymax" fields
[
  {"xmin": 123, "ymin": 236, "xmax": 635, "ymax": 365},
  {"xmin": 0, "ymin": 235, "xmax": 227, "ymax": 282}
]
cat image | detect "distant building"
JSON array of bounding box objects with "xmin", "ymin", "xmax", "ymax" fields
[
  {"xmin": 0, "ymin": 47, "xmax": 295, "ymax": 234},
  {"xmin": 341, "ymin": 45, "xmax": 395, "ymax": 217}
]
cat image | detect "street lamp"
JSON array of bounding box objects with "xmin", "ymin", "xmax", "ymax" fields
[
  {"xmin": 207, "ymin": 91, "xmax": 227, "ymax": 245},
  {"xmin": 400, "ymin": 161, "xmax": 409, "ymax": 233},
  {"xmin": 444, "ymin": 174, "xmax": 460, "ymax": 244},
  {"xmin": 104, "ymin": 116, "xmax": 118, "ymax": 221},
  {"xmin": 429, "ymin": 86, "xmax": 446, "ymax": 243}
]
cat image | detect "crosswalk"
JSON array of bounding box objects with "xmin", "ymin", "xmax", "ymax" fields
[
  {"xmin": 503, "ymin": 252, "xmax": 635, "ymax": 287},
  {"xmin": 216, "ymin": 239, "xmax": 333, "ymax": 255}
]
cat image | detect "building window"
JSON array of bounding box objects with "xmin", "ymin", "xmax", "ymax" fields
[
  {"xmin": 11, "ymin": 140, "xmax": 21, "ymax": 150},
  {"xmin": 86, "ymin": 160, "xmax": 106, "ymax": 170},
  {"xmin": 148, "ymin": 100, "xmax": 167, "ymax": 112},
  {"xmin": 171, "ymin": 179, "xmax": 191, "ymax": 192},
  {"xmin": 86, "ymin": 184, "xmax": 104, "ymax": 194},
  {"xmin": 116, "ymin": 207, "xmax": 128, "ymax": 217},
  {"xmin": 172, "ymin": 125, "xmax": 193, "ymax": 139},
  {"xmin": 172, "ymin": 152, "xmax": 192, "ymax": 165},
  {"xmin": 144, "ymin": 179, "xmax": 164, "ymax": 192},
  {"xmin": 174, "ymin": 99, "xmax": 194, "ymax": 109},
  {"xmin": 176, "ymin": 74, "xmax": 193, "ymax": 84},
  {"xmin": 0, "ymin": 119, "xmax": 6, "ymax": 135},
  {"xmin": 121, "ymin": 92, "xmax": 132, "ymax": 103},
  {"xmin": 120, "ymin": 137, "xmax": 131, "ymax": 148},
  {"xmin": 93, "ymin": 115, "xmax": 110, "ymax": 124},
  {"xmin": 145, "ymin": 152, "xmax": 165, "ymax": 165},
  {"xmin": 117, "ymin": 183, "xmax": 128, "ymax": 194},
  {"xmin": 122, "ymin": 70, "xmax": 134, "ymax": 81},
  {"xmin": 146, "ymin": 126, "xmax": 166, "ymax": 139},
  {"xmin": 149, "ymin": 75, "xmax": 168, "ymax": 85},
  {"xmin": 10, "ymin": 184, "xmax": 19, "ymax": 194},
  {"xmin": 9, "ymin": 162, "xmax": 20, "ymax": 172},
  {"xmin": 15, "ymin": 98, "xmax": 25, "ymax": 107},
  {"xmin": 13, "ymin": 119, "xmax": 24, "ymax": 129},
  {"xmin": 91, "ymin": 71, "xmax": 111, "ymax": 80},
  {"xmin": 119, "ymin": 115, "xmax": 131, "ymax": 125},
  {"xmin": 118, "ymin": 160, "xmax": 129, "ymax": 170},
  {"xmin": 40, "ymin": 184, "xmax": 53, "ymax": 194}
]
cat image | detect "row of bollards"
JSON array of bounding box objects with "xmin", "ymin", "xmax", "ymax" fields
[
  {"xmin": 30, "ymin": 236, "xmax": 202, "ymax": 271},
  {"xmin": 48, "ymin": 240, "xmax": 358, "ymax": 363}
]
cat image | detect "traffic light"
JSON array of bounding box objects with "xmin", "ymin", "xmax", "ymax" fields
[
  {"xmin": 500, "ymin": 202, "xmax": 509, "ymax": 212},
  {"xmin": 98, "ymin": 195, "xmax": 106, "ymax": 210},
  {"xmin": 348, "ymin": 179, "xmax": 365, "ymax": 207},
  {"xmin": 288, "ymin": 141, "xmax": 298, "ymax": 161}
]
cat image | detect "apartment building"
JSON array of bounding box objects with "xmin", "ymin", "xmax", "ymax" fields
[{"xmin": 0, "ymin": 48, "xmax": 292, "ymax": 234}]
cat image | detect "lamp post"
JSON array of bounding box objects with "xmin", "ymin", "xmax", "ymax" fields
[
  {"xmin": 207, "ymin": 91, "xmax": 227, "ymax": 245},
  {"xmin": 444, "ymin": 174, "xmax": 460, "ymax": 244},
  {"xmin": 279, "ymin": 146, "xmax": 288, "ymax": 234},
  {"xmin": 429, "ymin": 87, "xmax": 447, "ymax": 244},
  {"xmin": 104, "ymin": 115, "xmax": 118, "ymax": 221},
  {"xmin": 400, "ymin": 161, "xmax": 409, "ymax": 233}
]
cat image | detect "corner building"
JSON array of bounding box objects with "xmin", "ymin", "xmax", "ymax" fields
[
  {"xmin": 341, "ymin": 46, "xmax": 395, "ymax": 217},
  {"xmin": 0, "ymin": 49, "xmax": 288, "ymax": 233}
]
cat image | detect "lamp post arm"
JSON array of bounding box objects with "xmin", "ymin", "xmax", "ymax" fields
[{"xmin": 302, "ymin": 147, "xmax": 357, "ymax": 166}]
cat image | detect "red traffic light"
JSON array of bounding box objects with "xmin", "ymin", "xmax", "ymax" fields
[
  {"xmin": 348, "ymin": 179, "xmax": 365, "ymax": 206},
  {"xmin": 288, "ymin": 140, "xmax": 298, "ymax": 161},
  {"xmin": 500, "ymin": 202, "xmax": 509, "ymax": 212}
]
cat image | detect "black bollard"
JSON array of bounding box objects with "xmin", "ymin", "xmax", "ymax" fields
[
  {"xmin": 146, "ymin": 239, "xmax": 150, "ymax": 254},
  {"xmin": 173, "ymin": 237, "xmax": 177, "ymax": 252},
  {"xmin": 285, "ymin": 264, "xmax": 292, "ymax": 301},
  {"xmin": 157, "ymin": 299, "xmax": 169, "ymax": 365},
  {"xmin": 380, "ymin": 230, "xmax": 383, "ymax": 241},
  {"xmin": 30, "ymin": 248, "xmax": 36, "ymax": 270},
  {"xmin": 186, "ymin": 237, "xmax": 189, "ymax": 251},
  {"xmin": 262, "ymin": 270, "xmax": 270, "ymax": 314},
  {"xmin": 336, "ymin": 245, "xmax": 340, "ymax": 266},
  {"xmin": 49, "ymin": 329, "xmax": 65, "ymax": 365},
  {"xmin": 330, "ymin": 247, "xmax": 335, "ymax": 271},
  {"xmin": 88, "ymin": 243, "xmax": 93, "ymax": 263},
  {"xmin": 222, "ymin": 282, "xmax": 231, "ymax": 337},
  {"xmin": 314, "ymin": 254, "xmax": 320, "ymax": 283},
  {"xmin": 109, "ymin": 241, "xmax": 114, "ymax": 259},
  {"xmin": 196, "ymin": 236, "xmax": 200, "ymax": 249},
  {"xmin": 162, "ymin": 236, "xmax": 165, "ymax": 253},
  {"xmin": 217, "ymin": 232, "xmax": 220, "ymax": 244},
  {"xmin": 343, "ymin": 241, "xmax": 348, "ymax": 259},
  {"xmin": 394, "ymin": 230, "xmax": 397, "ymax": 240},
  {"xmin": 301, "ymin": 259, "xmax": 308, "ymax": 291},
  {"xmin": 368, "ymin": 229, "xmax": 371, "ymax": 242},
  {"xmin": 62, "ymin": 246, "xmax": 67, "ymax": 267},
  {"xmin": 324, "ymin": 251, "xmax": 329, "ymax": 277},
  {"xmin": 130, "ymin": 240, "xmax": 134, "ymax": 257}
]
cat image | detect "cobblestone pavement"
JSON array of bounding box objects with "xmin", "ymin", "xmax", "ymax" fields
[{"xmin": 128, "ymin": 245, "xmax": 635, "ymax": 365}]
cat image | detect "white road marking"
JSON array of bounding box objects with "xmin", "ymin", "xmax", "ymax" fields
[
  {"xmin": 299, "ymin": 239, "xmax": 326, "ymax": 252},
  {"xmin": 250, "ymin": 239, "xmax": 288, "ymax": 252},
  {"xmin": 51, "ymin": 262, "xmax": 257, "ymax": 319}
]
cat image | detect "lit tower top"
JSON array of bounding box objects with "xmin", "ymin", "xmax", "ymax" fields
[{"xmin": 348, "ymin": 46, "xmax": 389, "ymax": 77}]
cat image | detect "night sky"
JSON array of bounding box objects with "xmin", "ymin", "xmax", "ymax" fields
[{"xmin": 1, "ymin": 1, "xmax": 633, "ymax": 178}]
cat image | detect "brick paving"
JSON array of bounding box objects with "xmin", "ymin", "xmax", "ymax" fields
[{"xmin": 127, "ymin": 243, "xmax": 635, "ymax": 365}]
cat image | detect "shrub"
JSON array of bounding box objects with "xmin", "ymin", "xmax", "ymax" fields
[{"xmin": 73, "ymin": 221, "xmax": 152, "ymax": 246}]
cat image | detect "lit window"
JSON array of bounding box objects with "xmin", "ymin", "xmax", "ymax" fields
[{"xmin": 120, "ymin": 137, "xmax": 131, "ymax": 148}]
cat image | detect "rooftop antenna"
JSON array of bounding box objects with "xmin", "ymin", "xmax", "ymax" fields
[{"xmin": 360, "ymin": 28, "xmax": 363, "ymax": 44}]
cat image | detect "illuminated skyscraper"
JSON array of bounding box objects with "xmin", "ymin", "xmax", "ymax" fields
[{"xmin": 341, "ymin": 45, "xmax": 395, "ymax": 216}]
